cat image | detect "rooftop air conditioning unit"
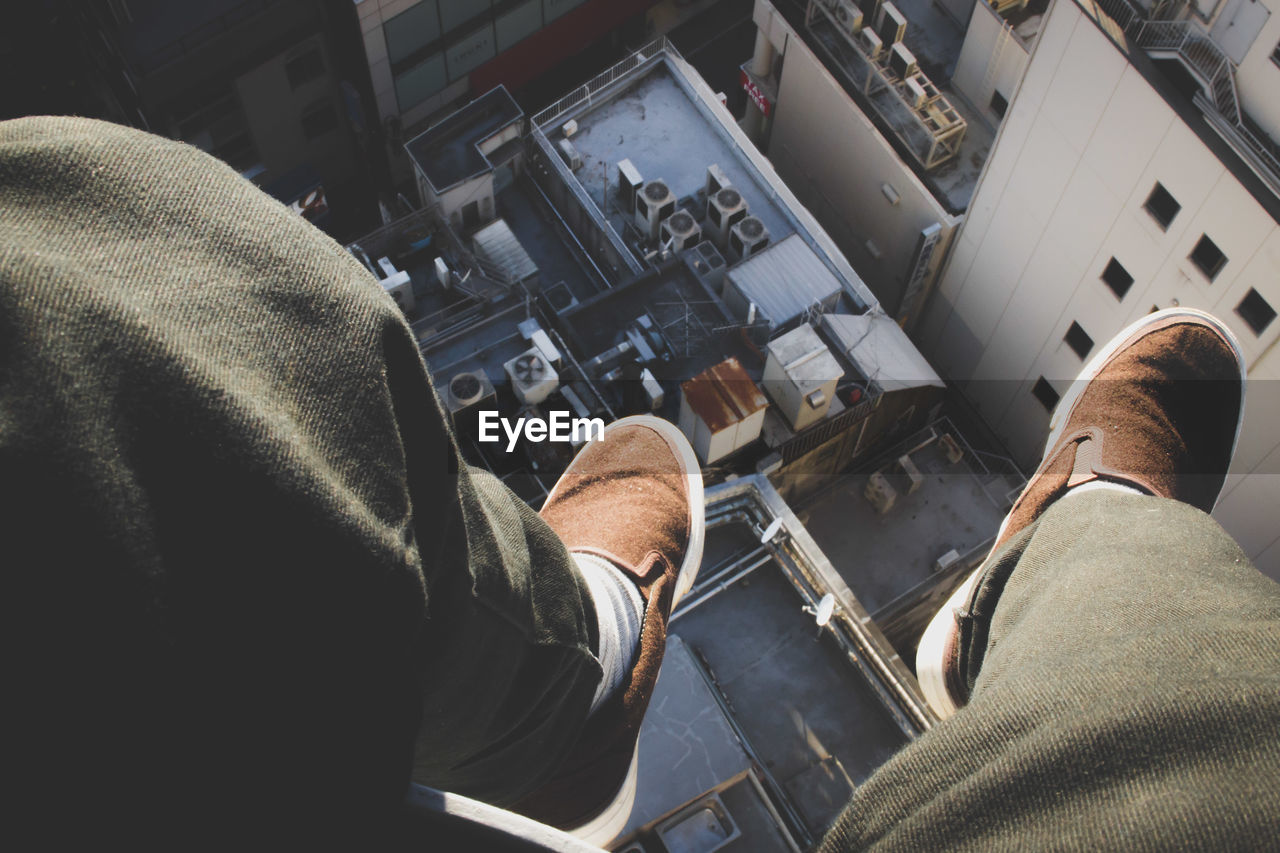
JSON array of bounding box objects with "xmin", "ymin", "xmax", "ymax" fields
[
  {"xmin": 558, "ymin": 138, "xmax": 583, "ymax": 171},
  {"xmin": 858, "ymin": 26, "xmax": 883, "ymax": 59},
  {"xmin": 876, "ymin": 1, "xmax": 907, "ymax": 45},
  {"xmin": 635, "ymin": 179, "xmax": 676, "ymax": 241},
  {"xmin": 705, "ymin": 163, "xmax": 732, "ymax": 199},
  {"xmin": 504, "ymin": 348, "xmax": 559, "ymax": 405},
  {"xmin": 617, "ymin": 159, "xmax": 643, "ymax": 214},
  {"xmin": 835, "ymin": 0, "xmax": 863, "ymax": 35},
  {"xmin": 446, "ymin": 371, "xmax": 495, "ymax": 412},
  {"xmin": 728, "ymin": 216, "xmax": 770, "ymax": 263},
  {"xmin": 889, "ymin": 42, "xmax": 918, "ymax": 79},
  {"xmin": 442, "ymin": 370, "xmax": 496, "ymax": 435},
  {"xmin": 905, "ymin": 75, "xmax": 928, "ymax": 108},
  {"xmin": 661, "ymin": 210, "xmax": 702, "ymax": 252},
  {"xmin": 706, "ymin": 186, "xmax": 748, "ymax": 249}
]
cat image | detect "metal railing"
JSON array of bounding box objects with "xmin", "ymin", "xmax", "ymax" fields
[
  {"xmin": 805, "ymin": 1, "xmax": 967, "ymax": 171},
  {"xmin": 531, "ymin": 37, "xmax": 675, "ymax": 129},
  {"xmin": 1090, "ymin": 0, "xmax": 1280, "ymax": 194}
]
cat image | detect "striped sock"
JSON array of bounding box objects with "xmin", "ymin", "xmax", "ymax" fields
[{"xmin": 574, "ymin": 552, "xmax": 646, "ymax": 716}]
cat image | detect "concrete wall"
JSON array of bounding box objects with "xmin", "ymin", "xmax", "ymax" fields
[
  {"xmin": 920, "ymin": 0, "xmax": 1280, "ymax": 577},
  {"xmin": 419, "ymin": 172, "xmax": 497, "ymax": 229},
  {"xmin": 950, "ymin": 0, "xmax": 1031, "ymax": 127},
  {"xmin": 236, "ymin": 36, "xmax": 357, "ymax": 187},
  {"xmin": 758, "ymin": 1, "xmax": 960, "ymax": 325}
]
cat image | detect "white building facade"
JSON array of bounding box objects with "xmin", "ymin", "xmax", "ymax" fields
[{"xmin": 919, "ymin": 0, "xmax": 1280, "ymax": 576}]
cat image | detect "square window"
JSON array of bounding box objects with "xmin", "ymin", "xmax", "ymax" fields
[
  {"xmin": 990, "ymin": 90, "xmax": 1008, "ymax": 119},
  {"xmin": 286, "ymin": 48, "xmax": 326, "ymax": 89},
  {"xmin": 1101, "ymin": 257, "xmax": 1133, "ymax": 299},
  {"xmin": 1189, "ymin": 235, "xmax": 1227, "ymax": 281},
  {"xmin": 1032, "ymin": 377, "xmax": 1060, "ymax": 412},
  {"xmin": 301, "ymin": 102, "xmax": 337, "ymax": 140},
  {"xmin": 1143, "ymin": 183, "xmax": 1180, "ymax": 230},
  {"xmin": 1236, "ymin": 288, "xmax": 1276, "ymax": 335},
  {"xmin": 1064, "ymin": 321, "xmax": 1093, "ymax": 360}
]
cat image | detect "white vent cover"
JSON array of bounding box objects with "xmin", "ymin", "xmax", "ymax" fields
[
  {"xmin": 661, "ymin": 210, "xmax": 702, "ymax": 251},
  {"xmin": 835, "ymin": 0, "xmax": 862, "ymax": 34},
  {"xmin": 706, "ymin": 186, "xmax": 748, "ymax": 248},
  {"xmin": 504, "ymin": 348, "xmax": 559, "ymax": 405},
  {"xmin": 728, "ymin": 216, "xmax": 770, "ymax": 262},
  {"xmin": 635, "ymin": 179, "xmax": 676, "ymax": 240}
]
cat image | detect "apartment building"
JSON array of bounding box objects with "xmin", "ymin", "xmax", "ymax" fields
[
  {"xmin": 738, "ymin": 0, "xmax": 1053, "ymax": 332},
  {"xmin": 918, "ymin": 0, "xmax": 1280, "ymax": 576},
  {"xmin": 353, "ymin": 0, "xmax": 660, "ymax": 133}
]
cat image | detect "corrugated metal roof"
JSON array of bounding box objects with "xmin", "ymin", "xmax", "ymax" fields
[
  {"xmin": 821, "ymin": 313, "xmax": 944, "ymax": 393},
  {"xmin": 681, "ymin": 357, "xmax": 768, "ymax": 433},
  {"xmin": 726, "ymin": 234, "xmax": 843, "ymax": 328},
  {"xmin": 472, "ymin": 219, "xmax": 538, "ymax": 282}
]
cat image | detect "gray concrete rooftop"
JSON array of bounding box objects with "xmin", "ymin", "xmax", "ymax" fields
[
  {"xmin": 562, "ymin": 64, "xmax": 795, "ymax": 244},
  {"xmin": 791, "ymin": 424, "xmax": 1013, "ymax": 616},
  {"xmin": 669, "ymin": 517, "xmax": 912, "ymax": 841}
]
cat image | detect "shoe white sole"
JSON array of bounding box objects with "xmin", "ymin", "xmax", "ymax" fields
[
  {"xmin": 916, "ymin": 309, "xmax": 1246, "ymax": 720},
  {"xmin": 563, "ymin": 414, "xmax": 705, "ymax": 846},
  {"xmin": 915, "ymin": 568, "xmax": 979, "ymax": 720}
]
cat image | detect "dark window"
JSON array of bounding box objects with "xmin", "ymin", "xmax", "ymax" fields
[
  {"xmin": 1101, "ymin": 257, "xmax": 1133, "ymax": 299},
  {"xmin": 990, "ymin": 90, "xmax": 1008, "ymax": 119},
  {"xmin": 1032, "ymin": 377, "xmax": 1060, "ymax": 412},
  {"xmin": 1189, "ymin": 235, "xmax": 1227, "ymax": 281},
  {"xmin": 1143, "ymin": 183, "xmax": 1180, "ymax": 230},
  {"xmin": 286, "ymin": 48, "xmax": 325, "ymax": 89},
  {"xmin": 1064, "ymin": 321, "xmax": 1093, "ymax": 359},
  {"xmin": 1237, "ymin": 288, "xmax": 1276, "ymax": 335},
  {"xmin": 301, "ymin": 102, "xmax": 337, "ymax": 140}
]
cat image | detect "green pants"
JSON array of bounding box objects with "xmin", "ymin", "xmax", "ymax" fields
[
  {"xmin": 1, "ymin": 117, "xmax": 600, "ymax": 846},
  {"xmin": 821, "ymin": 490, "xmax": 1280, "ymax": 850}
]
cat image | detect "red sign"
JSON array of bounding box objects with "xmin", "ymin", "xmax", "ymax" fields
[{"xmin": 740, "ymin": 68, "xmax": 771, "ymax": 117}]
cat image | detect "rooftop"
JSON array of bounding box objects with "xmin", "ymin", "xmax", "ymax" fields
[
  {"xmin": 531, "ymin": 41, "xmax": 878, "ymax": 310},
  {"xmin": 799, "ymin": 0, "xmax": 996, "ymax": 211},
  {"xmin": 405, "ymin": 86, "xmax": 524, "ymax": 193}
]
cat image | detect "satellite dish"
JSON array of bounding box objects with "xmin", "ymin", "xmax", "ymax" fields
[
  {"xmin": 760, "ymin": 518, "xmax": 784, "ymax": 544},
  {"xmin": 813, "ymin": 594, "xmax": 836, "ymax": 627}
]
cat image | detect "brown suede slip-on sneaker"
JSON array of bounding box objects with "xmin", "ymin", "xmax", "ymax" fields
[
  {"xmin": 917, "ymin": 308, "xmax": 1245, "ymax": 718},
  {"xmin": 512, "ymin": 415, "xmax": 704, "ymax": 845}
]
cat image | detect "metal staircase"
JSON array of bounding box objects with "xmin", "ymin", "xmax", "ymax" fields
[{"xmin": 1090, "ymin": 0, "xmax": 1279, "ymax": 195}]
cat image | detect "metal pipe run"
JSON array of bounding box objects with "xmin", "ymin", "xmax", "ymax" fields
[{"xmin": 671, "ymin": 553, "xmax": 774, "ymax": 621}]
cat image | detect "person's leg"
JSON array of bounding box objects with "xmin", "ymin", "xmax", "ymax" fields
[
  {"xmin": 821, "ymin": 310, "xmax": 1280, "ymax": 850},
  {"xmin": 0, "ymin": 116, "xmax": 690, "ymax": 844},
  {"xmin": 822, "ymin": 491, "xmax": 1280, "ymax": 850}
]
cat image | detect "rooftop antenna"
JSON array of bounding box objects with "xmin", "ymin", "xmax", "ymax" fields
[{"xmin": 803, "ymin": 593, "xmax": 838, "ymax": 636}]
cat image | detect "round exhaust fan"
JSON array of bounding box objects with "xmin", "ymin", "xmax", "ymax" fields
[{"xmin": 512, "ymin": 353, "xmax": 546, "ymax": 382}]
